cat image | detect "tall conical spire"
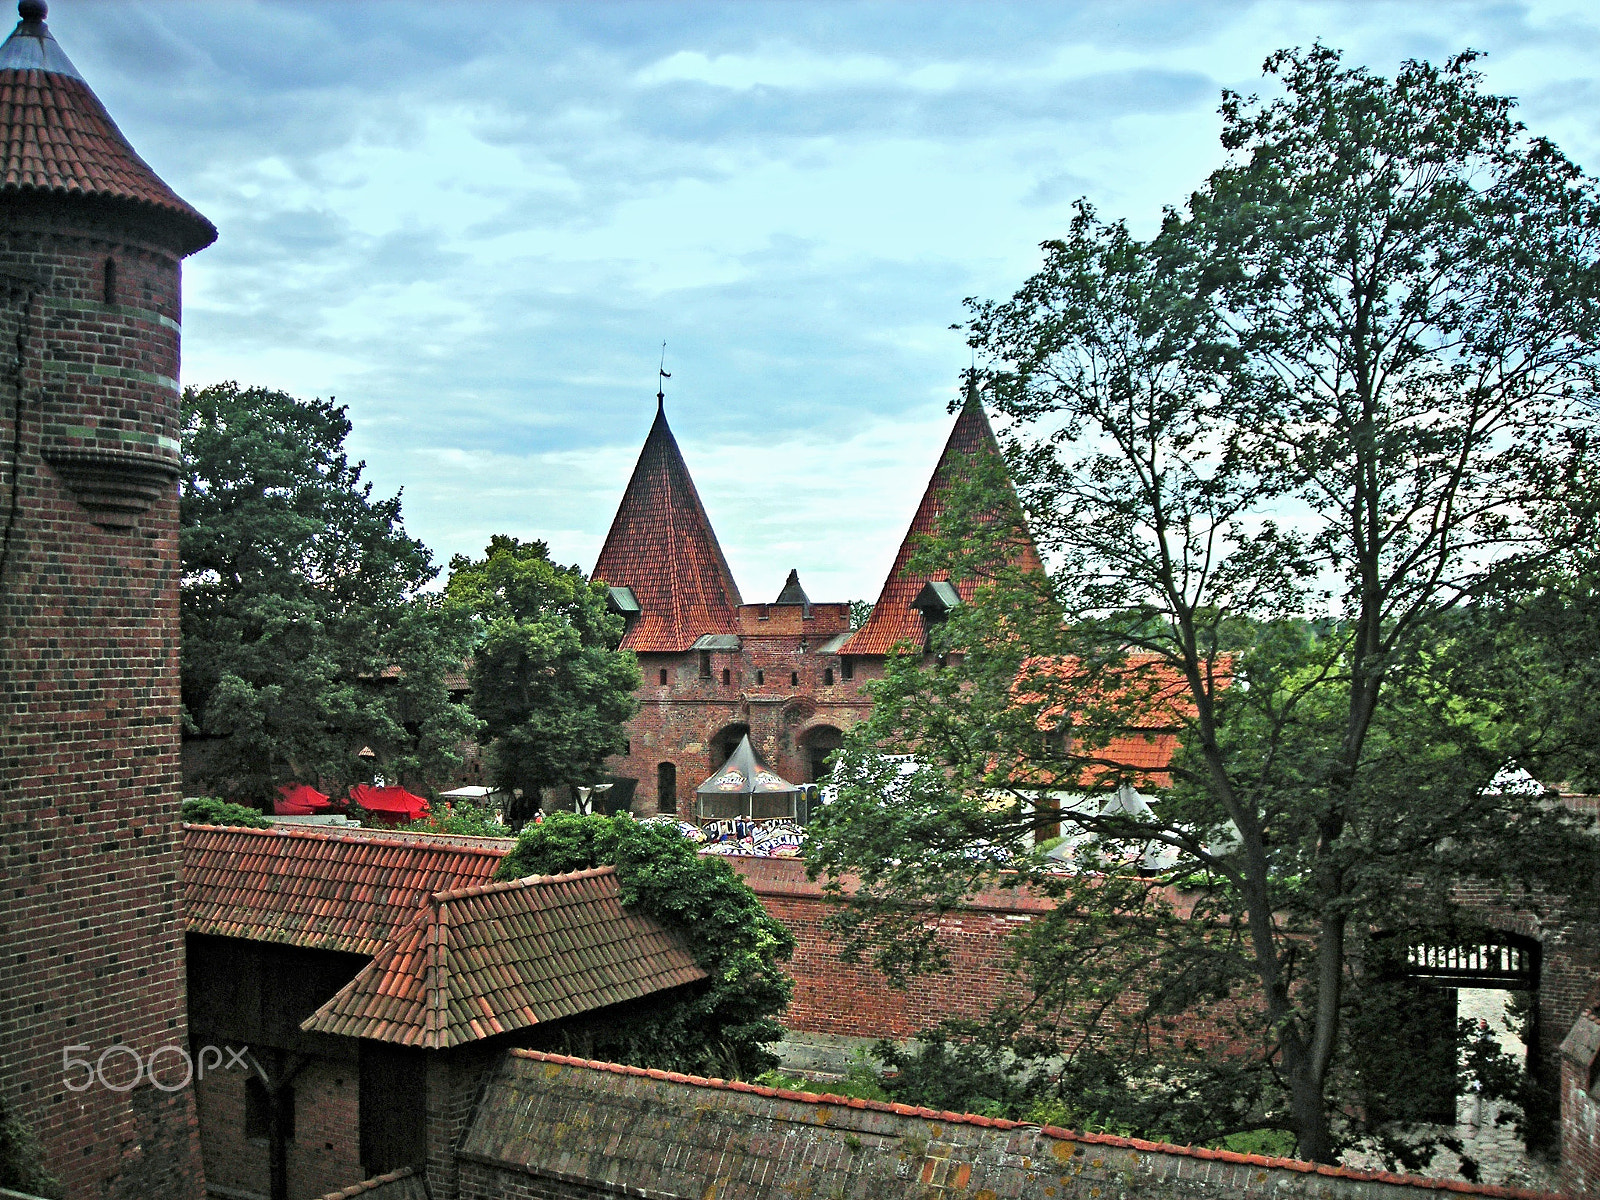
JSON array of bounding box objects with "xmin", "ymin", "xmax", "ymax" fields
[
  {"xmin": 0, "ymin": 0, "xmax": 215, "ymax": 252},
  {"xmin": 841, "ymin": 380, "xmax": 1042, "ymax": 656},
  {"xmin": 593, "ymin": 404, "xmax": 743, "ymax": 653}
]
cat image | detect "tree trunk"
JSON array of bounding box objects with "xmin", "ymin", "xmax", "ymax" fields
[{"xmin": 1286, "ymin": 1047, "xmax": 1337, "ymax": 1162}]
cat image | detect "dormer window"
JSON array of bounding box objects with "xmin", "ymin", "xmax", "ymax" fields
[
  {"xmin": 605, "ymin": 586, "xmax": 641, "ymax": 635},
  {"xmin": 911, "ymin": 580, "xmax": 961, "ymax": 656}
]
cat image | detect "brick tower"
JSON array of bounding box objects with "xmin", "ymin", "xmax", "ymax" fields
[{"xmin": 0, "ymin": 2, "xmax": 215, "ymax": 1196}]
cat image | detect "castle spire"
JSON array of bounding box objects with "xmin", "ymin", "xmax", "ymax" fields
[
  {"xmin": 840, "ymin": 381, "xmax": 1042, "ymax": 656},
  {"xmin": 657, "ymin": 341, "xmax": 670, "ymax": 415},
  {"xmin": 592, "ymin": 402, "xmax": 743, "ymax": 653}
]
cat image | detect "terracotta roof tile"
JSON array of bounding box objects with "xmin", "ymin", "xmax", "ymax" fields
[
  {"xmin": 1012, "ymin": 655, "xmax": 1234, "ymax": 789},
  {"xmin": 301, "ymin": 866, "xmax": 707, "ymax": 1048},
  {"xmin": 182, "ymin": 824, "xmax": 507, "ymax": 955},
  {"xmin": 592, "ymin": 403, "xmax": 742, "ymax": 653},
  {"xmin": 0, "ymin": 15, "xmax": 215, "ymax": 252},
  {"xmin": 841, "ymin": 393, "xmax": 1042, "ymax": 657}
]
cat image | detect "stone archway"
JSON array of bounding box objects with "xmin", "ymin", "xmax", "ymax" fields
[
  {"xmin": 799, "ymin": 724, "xmax": 844, "ymax": 784},
  {"xmin": 710, "ymin": 723, "xmax": 750, "ymax": 771}
]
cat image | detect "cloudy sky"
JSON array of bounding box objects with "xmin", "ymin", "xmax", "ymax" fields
[{"xmin": 46, "ymin": 0, "xmax": 1600, "ymax": 602}]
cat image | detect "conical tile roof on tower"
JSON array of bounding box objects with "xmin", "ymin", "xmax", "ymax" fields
[
  {"xmin": 0, "ymin": 0, "xmax": 214, "ymax": 252},
  {"xmin": 841, "ymin": 377, "xmax": 1043, "ymax": 657},
  {"xmin": 592, "ymin": 396, "xmax": 743, "ymax": 653}
]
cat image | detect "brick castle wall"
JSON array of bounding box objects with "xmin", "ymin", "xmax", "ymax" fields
[
  {"xmin": 1560, "ymin": 1044, "xmax": 1600, "ymax": 1196},
  {"xmin": 726, "ymin": 855, "xmax": 1044, "ymax": 1039},
  {"xmin": 0, "ymin": 203, "xmax": 204, "ymax": 1197},
  {"xmin": 606, "ymin": 642, "xmax": 880, "ymax": 816},
  {"xmin": 192, "ymin": 1057, "xmax": 363, "ymax": 1200}
]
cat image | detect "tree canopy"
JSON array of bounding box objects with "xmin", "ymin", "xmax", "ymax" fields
[
  {"xmin": 807, "ymin": 47, "xmax": 1600, "ymax": 1168},
  {"xmin": 181, "ymin": 382, "xmax": 477, "ymax": 805},
  {"xmin": 494, "ymin": 813, "xmax": 794, "ymax": 1077},
  {"xmin": 445, "ymin": 536, "xmax": 639, "ymax": 826}
]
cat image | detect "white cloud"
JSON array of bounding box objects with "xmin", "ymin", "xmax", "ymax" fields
[{"xmin": 45, "ymin": 0, "xmax": 1600, "ymax": 601}]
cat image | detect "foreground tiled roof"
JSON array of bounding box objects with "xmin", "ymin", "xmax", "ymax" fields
[
  {"xmin": 182, "ymin": 824, "xmax": 507, "ymax": 955},
  {"xmin": 301, "ymin": 866, "xmax": 706, "ymax": 1048},
  {"xmin": 462, "ymin": 1049, "xmax": 1561, "ymax": 1200},
  {"xmin": 593, "ymin": 402, "xmax": 743, "ymax": 653},
  {"xmin": 0, "ymin": 7, "xmax": 215, "ymax": 253},
  {"xmin": 841, "ymin": 389, "xmax": 1043, "ymax": 656}
]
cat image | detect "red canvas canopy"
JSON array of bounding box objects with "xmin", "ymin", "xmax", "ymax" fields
[
  {"xmin": 275, "ymin": 783, "xmax": 335, "ymax": 815},
  {"xmin": 348, "ymin": 784, "xmax": 429, "ymax": 825}
]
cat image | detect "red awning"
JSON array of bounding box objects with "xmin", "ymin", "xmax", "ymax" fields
[
  {"xmin": 347, "ymin": 784, "xmax": 429, "ymax": 825},
  {"xmin": 274, "ymin": 783, "xmax": 335, "ymax": 815}
]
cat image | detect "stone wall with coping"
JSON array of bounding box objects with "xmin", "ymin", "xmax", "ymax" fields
[{"xmin": 457, "ymin": 1049, "xmax": 1568, "ymax": 1200}]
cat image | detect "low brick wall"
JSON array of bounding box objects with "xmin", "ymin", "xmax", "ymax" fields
[
  {"xmin": 1561, "ymin": 1003, "xmax": 1600, "ymax": 1196},
  {"xmin": 457, "ymin": 1049, "xmax": 1564, "ymax": 1200},
  {"xmin": 725, "ymin": 855, "xmax": 1048, "ymax": 1040}
]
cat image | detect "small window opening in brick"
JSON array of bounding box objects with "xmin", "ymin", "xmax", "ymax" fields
[
  {"xmin": 659, "ymin": 668, "xmax": 668, "ymax": 685},
  {"xmin": 623, "ymin": 739, "xmax": 631, "ymax": 756},
  {"xmin": 102, "ymin": 257, "xmax": 116, "ymax": 305},
  {"xmin": 824, "ymin": 668, "xmax": 834, "ymax": 686},
  {"xmin": 841, "ymin": 657, "xmax": 853, "ymax": 681},
  {"xmin": 699, "ymin": 651, "xmax": 712, "ymax": 678},
  {"xmin": 245, "ymin": 1078, "xmax": 293, "ymax": 1142},
  {"xmin": 756, "ymin": 669, "xmax": 764, "ymax": 685},
  {"xmin": 791, "ymin": 671, "xmax": 799, "ymax": 686},
  {"xmin": 721, "ymin": 667, "xmax": 731, "ymax": 686}
]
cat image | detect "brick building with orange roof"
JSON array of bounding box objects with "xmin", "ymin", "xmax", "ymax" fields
[
  {"xmin": 594, "ymin": 379, "xmax": 1047, "ymax": 817},
  {"xmin": 182, "ymin": 822, "xmax": 707, "ymax": 1200},
  {"xmin": 0, "ymin": 1, "xmax": 216, "ymax": 1194}
]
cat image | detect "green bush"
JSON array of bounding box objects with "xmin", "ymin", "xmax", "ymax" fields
[
  {"xmin": 0, "ymin": 1095, "xmax": 61, "ymax": 1198},
  {"xmin": 180, "ymin": 796, "xmax": 271, "ymax": 828},
  {"xmin": 754, "ymin": 1055, "xmax": 890, "ymax": 1103},
  {"xmin": 401, "ymin": 801, "xmax": 508, "ymax": 837},
  {"xmin": 494, "ymin": 812, "xmax": 794, "ymax": 1077}
]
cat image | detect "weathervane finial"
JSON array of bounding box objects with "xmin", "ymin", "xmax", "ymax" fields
[{"xmin": 657, "ymin": 341, "xmax": 671, "ymax": 414}]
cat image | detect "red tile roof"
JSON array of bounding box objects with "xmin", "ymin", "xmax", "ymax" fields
[
  {"xmin": 1011, "ymin": 656, "xmax": 1233, "ymax": 789},
  {"xmin": 182, "ymin": 824, "xmax": 507, "ymax": 955},
  {"xmin": 592, "ymin": 403, "xmax": 743, "ymax": 653},
  {"xmin": 301, "ymin": 866, "xmax": 707, "ymax": 1048},
  {"xmin": 0, "ymin": 16, "xmax": 215, "ymax": 252},
  {"xmin": 841, "ymin": 392, "xmax": 1042, "ymax": 656}
]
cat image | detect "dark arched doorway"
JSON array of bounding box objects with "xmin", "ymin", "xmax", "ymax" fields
[
  {"xmin": 656, "ymin": 762, "xmax": 677, "ymax": 816},
  {"xmin": 711, "ymin": 723, "xmax": 749, "ymax": 769},
  {"xmin": 801, "ymin": 725, "xmax": 843, "ymax": 784}
]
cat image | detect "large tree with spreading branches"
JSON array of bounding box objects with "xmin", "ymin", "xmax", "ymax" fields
[
  {"xmin": 181, "ymin": 383, "xmax": 477, "ymax": 805},
  {"xmin": 808, "ymin": 47, "xmax": 1600, "ymax": 1166}
]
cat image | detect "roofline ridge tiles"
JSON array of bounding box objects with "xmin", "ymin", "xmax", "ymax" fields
[
  {"xmin": 430, "ymin": 863, "xmax": 618, "ymax": 904},
  {"xmin": 506, "ymin": 1049, "xmax": 1565, "ymax": 1199},
  {"xmin": 183, "ymin": 821, "xmax": 509, "ymax": 862},
  {"xmin": 424, "ymin": 890, "xmax": 451, "ymax": 1049}
]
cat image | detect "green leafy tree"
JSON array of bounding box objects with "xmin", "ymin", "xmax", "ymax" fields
[
  {"xmin": 808, "ymin": 47, "xmax": 1600, "ymax": 1165},
  {"xmin": 494, "ymin": 813, "xmax": 794, "ymax": 1076},
  {"xmin": 182, "ymin": 382, "xmax": 478, "ymax": 805},
  {"xmin": 445, "ymin": 537, "xmax": 639, "ymax": 826}
]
